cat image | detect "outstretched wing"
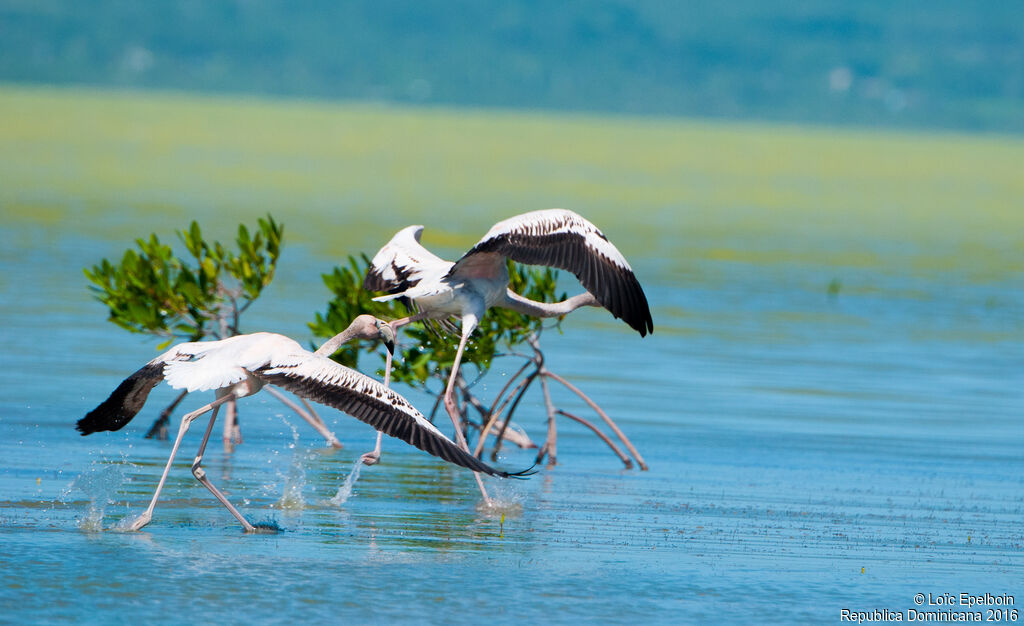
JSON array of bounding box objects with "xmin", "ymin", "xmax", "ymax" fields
[
  {"xmin": 255, "ymin": 354, "xmax": 531, "ymax": 478},
  {"xmin": 161, "ymin": 333, "xmax": 301, "ymax": 393},
  {"xmin": 450, "ymin": 209, "xmax": 654, "ymax": 336},
  {"xmin": 76, "ymin": 363, "xmax": 165, "ymax": 435},
  {"xmin": 363, "ymin": 225, "xmax": 453, "ymax": 296},
  {"xmin": 75, "ymin": 341, "xmax": 207, "ymax": 435}
]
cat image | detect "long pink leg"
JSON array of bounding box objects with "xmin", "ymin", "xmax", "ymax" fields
[
  {"xmin": 360, "ymin": 346, "xmax": 393, "ymax": 465},
  {"xmin": 443, "ymin": 321, "xmax": 491, "ymax": 504},
  {"xmin": 190, "ymin": 397, "xmax": 259, "ymax": 533},
  {"xmin": 386, "ymin": 313, "xmax": 491, "ymax": 502},
  {"xmin": 387, "ymin": 313, "xmax": 426, "ymax": 331},
  {"xmin": 126, "ymin": 394, "xmax": 233, "ymax": 531},
  {"xmin": 357, "ymin": 314, "xmax": 420, "ymax": 466}
]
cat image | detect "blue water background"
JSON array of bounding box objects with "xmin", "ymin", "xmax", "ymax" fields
[{"xmin": 0, "ymin": 209, "xmax": 1021, "ymax": 623}]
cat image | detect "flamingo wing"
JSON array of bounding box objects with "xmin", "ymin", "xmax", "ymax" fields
[
  {"xmin": 76, "ymin": 341, "xmax": 207, "ymax": 435},
  {"xmin": 449, "ymin": 209, "xmax": 654, "ymax": 336},
  {"xmin": 363, "ymin": 225, "xmax": 453, "ymax": 296},
  {"xmin": 254, "ymin": 354, "xmax": 531, "ymax": 478}
]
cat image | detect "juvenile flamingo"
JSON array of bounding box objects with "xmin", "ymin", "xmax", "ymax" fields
[
  {"xmin": 77, "ymin": 315, "xmax": 531, "ymax": 532},
  {"xmin": 363, "ymin": 209, "xmax": 653, "ymax": 501}
]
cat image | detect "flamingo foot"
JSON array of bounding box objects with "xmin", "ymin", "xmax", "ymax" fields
[{"xmin": 125, "ymin": 511, "xmax": 153, "ymax": 531}]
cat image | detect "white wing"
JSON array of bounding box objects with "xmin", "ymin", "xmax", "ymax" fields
[
  {"xmin": 449, "ymin": 209, "xmax": 654, "ymax": 336},
  {"xmin": 363, "ymin": 225, "xmax": 454, "ymax": 296},
  {"xmin": 76, "ymin": 338, "xmax": 214, "ymax": 435},
  {"xmin": 160, "ymin": 333, "xmax": 302, "ymax": 392}
]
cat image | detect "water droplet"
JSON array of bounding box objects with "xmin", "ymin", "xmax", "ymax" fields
[{"xmin": 328, "ymin": 458, "xmax": 364, "ymax": 506}]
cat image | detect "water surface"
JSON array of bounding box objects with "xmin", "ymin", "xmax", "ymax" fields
[{"xmin": 1, "ymin": 89, "xmax": 1022, "ymax": 623}]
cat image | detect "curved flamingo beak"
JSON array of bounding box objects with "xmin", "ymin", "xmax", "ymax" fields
[{"xmin": 378, "ymin": 322, "xmax": 396, "ymax": 356}]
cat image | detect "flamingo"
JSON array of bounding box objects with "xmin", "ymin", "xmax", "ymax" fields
[
  {"xmin": 77, "ymin": 315, "xmax": 531, "ymax": 532},
  {"xmin": 363, "ymin": 209, "xmax": 653, "ymax": 500}
]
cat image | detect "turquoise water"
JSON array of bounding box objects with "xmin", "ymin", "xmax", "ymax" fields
[{"xmin": 1, "ymin": 214, "xmax": 1021, "ymax": 624}]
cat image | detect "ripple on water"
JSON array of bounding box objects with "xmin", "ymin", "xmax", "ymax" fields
[{"xmin": 2, "ymin": 213, "xmax": 1023, "ymax": 623}]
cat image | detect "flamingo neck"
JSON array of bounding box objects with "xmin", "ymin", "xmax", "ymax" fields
[
  {"xmin": 500, "ymin": 288, "xmax": 599, "ymax": 318},
  {"xmin": 314, "ymin": 323, "xmax": 368, "ymax": 357}
]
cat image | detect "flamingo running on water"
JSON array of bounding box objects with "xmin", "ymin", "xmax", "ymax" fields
[
  {"xmin": 363, "ymin": 209, "xmax": 653, "ymax": 501},
  {"xmin": 77, "ymin": 315, "xmax": 532, "ymax": 532}
]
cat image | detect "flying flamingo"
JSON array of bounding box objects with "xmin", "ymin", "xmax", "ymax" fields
[
  {"xmin": 77, "ymin": 315, "xmax": 531, "ymax": 532},
  {"xmin": 363, "ymin": 209, "xmax": 653, "ymax": 501}
]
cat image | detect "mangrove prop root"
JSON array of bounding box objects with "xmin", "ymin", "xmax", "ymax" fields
[
  {"xmin": 536, "ymin": 371, "xmax": 558, "ymax": 468},
  {"xmin": 556, "ymin": 409, "xmax": 633, "ymax": 469},
  {"xmin": 474, "ymin": 368, "xmax": 537, "ymax": 458},
  {"xmin": 145, "ymin": 389, "xmax": 188, "ymax": 440},
  {"xmin": 544, "ymin": 370, "xmax": 648, "ymax": 471},
  {"xmin": 490, "ymin": 371, "xmax": 539, "ymax": 460},
  {"xmin": 265, "ymin": 386, "xmax": 343, "ymax": 448}
]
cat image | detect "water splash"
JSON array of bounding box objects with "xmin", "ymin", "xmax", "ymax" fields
[
  {"xmin": 277, "ymin": 424, "xmax": 309, "ymax": 510},
  {"xmin": 475, "ymin": 486, "xmax": 525, "ymax": 519},
  {"xmin": 278, "ymin": 461, "xmax": 307, "ymax": 510},
  {"xmin": 327, "ymin": 459, "xmax": 364, "ymax": 506},
  {"xmin": 251, "ymin": 520, "xmax": 283, "ymax": 534},
  {"xmin": 112, "ymin": 511, "xmax": 146, "ymax": 532},
  {"xmin": 62, "ymin": 462, "xmax": 134, "ymax": 532}
]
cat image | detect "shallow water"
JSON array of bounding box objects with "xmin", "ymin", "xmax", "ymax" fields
[
  {"xmin": 1, "ymin": 92, "xmax": 1023, "ymax": 622},
  {"xmin": 2, "ymin": 214, "xmax": 1020, "ymax": 624}
]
